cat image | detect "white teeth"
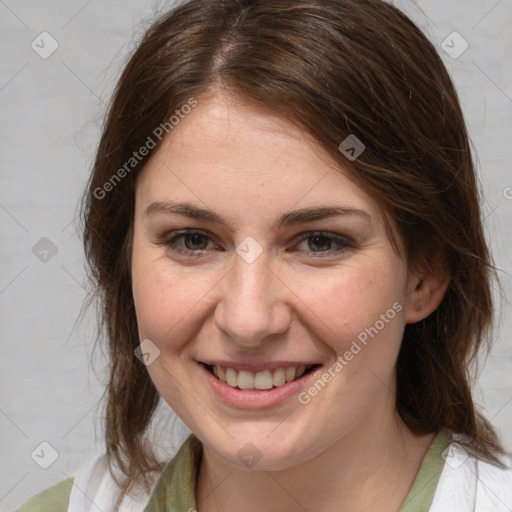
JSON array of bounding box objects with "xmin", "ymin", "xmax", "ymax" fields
[
  {"xmin": 225, "ymin": 367, "xmax": 238, "ymax": 387},
  {"xmin": 210, "ymin": 364, "xmax": 314, "ymax": 390},
  {"xmin": 254, "ymin": 370, "xmax": 273, "ymax": 390},
  {"xmin": 285, "ymin": 367, "xmax": 296, "ymax": 382},
  {"xmin": 237, "ymin": 370, "xmax": 254, "ymax": 389},
  {"xmin": 272, "ymin": 367, "xmax": 286, "ymax": 386}
]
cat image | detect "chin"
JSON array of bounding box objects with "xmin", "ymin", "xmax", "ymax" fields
[{"xmin": 201, "ymin": 426, "xmax": 318, "ymax": 472}]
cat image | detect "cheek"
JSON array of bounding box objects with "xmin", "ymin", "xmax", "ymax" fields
[
  {"xmin": 132, "ymin": 254, "xmax": 216, "ymax": 345},
  {"xmin": 132, "ymin": 258, "xmax": 193, "ymax": 344},
  {"xmin": 297, "ymin": 260, "xmax": 405, "ymax": 328},
  {"xmin": 291, "ymin": 257, "xmax": 407, "ymax": 364}
]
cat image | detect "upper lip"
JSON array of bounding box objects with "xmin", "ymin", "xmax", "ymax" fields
[{"xmin": 199, "ymin": 360, "xmax": 322, "ymax": 372}]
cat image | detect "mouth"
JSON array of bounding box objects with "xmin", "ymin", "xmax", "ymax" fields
[{"xmin": 200, "ymin": 362, "xmax": 322, "ymax": 391}]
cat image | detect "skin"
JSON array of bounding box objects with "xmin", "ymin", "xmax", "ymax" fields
[{"xmin": 131, "ymin": 89, "xmax": 449, "ymax": 512}]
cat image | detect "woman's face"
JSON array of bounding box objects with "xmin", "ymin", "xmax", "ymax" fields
[{"xmin": 131, "ymin": 91, "xmax": 421, "ymax": 470}]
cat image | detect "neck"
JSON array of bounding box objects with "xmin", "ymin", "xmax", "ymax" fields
[{"xmin": 195, "ymin": 402, "xmax": 436, "ymax": 512}]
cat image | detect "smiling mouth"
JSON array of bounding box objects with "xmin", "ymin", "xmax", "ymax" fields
[{"xmin": 202, "ymin": 363, "xmax": 321, "ymax": 390}]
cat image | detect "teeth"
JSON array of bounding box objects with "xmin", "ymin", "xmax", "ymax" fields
[
  {"xmin": 226, "ymin": 367, "xmax": 237, "ymax": 387},
  {"xmin": 238, "ymin": 370, "xmax": 255, "ymax": 389},
  {"xmin": 210, "ymin": 364, "xmax": 314, "ymax": 390},
  {"xmin": 273, "ymin": 367, "xmax": 286, "ymax": 386},
  {"xmin": 285, "ymin": 367, "xmax": 296, "ymax": 382},
  {"xmin": 254, "ymin": 370, "xmax": 273, "ymax": 390}
]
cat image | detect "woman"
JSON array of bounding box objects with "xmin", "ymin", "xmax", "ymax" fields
[{"xmin": 17, "ymin": 0, "xmax": 512, "ymax": 511}]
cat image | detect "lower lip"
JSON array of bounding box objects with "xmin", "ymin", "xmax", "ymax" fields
[{"xmin": 198, "ymin": 363, "xmax": 321, "ymax": 409}]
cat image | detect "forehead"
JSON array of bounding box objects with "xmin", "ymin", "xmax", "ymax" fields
[{"xmin": 135, "ymin": 92, "xmax": 382, "ymax": 227}]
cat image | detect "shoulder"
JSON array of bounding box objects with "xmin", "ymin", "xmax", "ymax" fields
[
  {"xmin": 16, "ymin": 477, "xmax": 73, "ymax": 512},
  {"xmin": 16, "ymin": 436, "xmax": 202, "ymax": 512}
]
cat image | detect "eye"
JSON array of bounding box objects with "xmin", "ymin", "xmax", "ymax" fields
[
  {"xmin": 163, "ymin": 229, "xmax": 219, "ymax": 256},
  {"xmin": 292, "ymin": 231, "xmax": 351, "ymax": 256},
  {"xmin": 158, "ymin": 229, "xmax": 351, "ymax": 259}
]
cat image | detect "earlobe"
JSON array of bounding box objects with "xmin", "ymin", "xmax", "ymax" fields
[{"xmin": 405, "ymin": 267, "xmax": 450, "ymax": 324}]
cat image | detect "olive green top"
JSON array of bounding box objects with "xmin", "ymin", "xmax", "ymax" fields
[{"xmin": 16, "ymin": 430, "xmax": 450, "ymax": 512}]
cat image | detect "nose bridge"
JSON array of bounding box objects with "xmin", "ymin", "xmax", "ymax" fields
[
  {"xmin": 233, "ymin": 250, "xmax": 271, "ymax": 305},
  {"xmin": 214, "ymin": 248, "xmax": 291, "ymax": 345}
]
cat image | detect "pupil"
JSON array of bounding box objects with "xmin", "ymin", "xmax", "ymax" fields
[
  {"xmin": 309, "ymin": 235, "xmax": 330, "ymax": 251},
  {"xmin": 186, "ymin": 233, "xmax": 207, "ymax": 250}
]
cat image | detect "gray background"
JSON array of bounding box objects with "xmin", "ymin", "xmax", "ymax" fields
[{"xmin": 1, "ymin": 0, "xmax": 511, "ymax": 510}]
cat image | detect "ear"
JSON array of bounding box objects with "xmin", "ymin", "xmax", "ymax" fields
[{"xmin": 405, "ymin": 255, "xmax": 450, "ymax": 324}]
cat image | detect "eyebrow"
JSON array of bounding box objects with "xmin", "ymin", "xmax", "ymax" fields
[{"xmin": 144, "ymin": 201, "xmax": 372, "ymax": 229}]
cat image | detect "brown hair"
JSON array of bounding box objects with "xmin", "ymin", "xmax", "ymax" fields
[{"xmin": 81, "ymin": 0, "xmax": 504, "ymax": 505}]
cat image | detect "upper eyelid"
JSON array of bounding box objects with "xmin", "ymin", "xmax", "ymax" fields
[{"xmin": 165, "ymin": 229, "xmax": 218, "ymax": 245}]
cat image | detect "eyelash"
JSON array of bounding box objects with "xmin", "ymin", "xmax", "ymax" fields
[{"xmin": 160, "ymin": 229, "xmax": 352, "ymax": 258}]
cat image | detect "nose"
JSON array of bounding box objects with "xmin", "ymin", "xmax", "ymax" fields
[{"xmin": 213, "ymin": 247, "xmax": 293, "ymax": 347}]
